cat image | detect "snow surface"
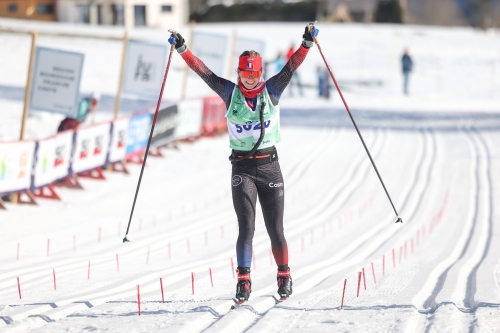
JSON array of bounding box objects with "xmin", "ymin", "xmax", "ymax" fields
[{"xmin": 1, "ymin": 19, "xmax": 500, "ymax": 332}]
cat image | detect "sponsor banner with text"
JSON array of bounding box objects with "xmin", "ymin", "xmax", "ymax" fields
[
  {"xmin": 174, "ymin": 99, "xmax": 203, "ymax": 140},
  {"xmin": 108, "ymin": 118, "xmax": 129, "ymax": 163},
  {"xmin": 0, "ymin": 141, "xmax": 36, "ymax": 196},
  {"xmin": 126, "ymin": 113, "xmax": 152, "ymax": 156},
  {"xmin": 33, "ymin": 131, "xmax": 74, "ymax": 188},
  {"xmin": 151, "ymin": 104, "xmax": 178, "ymax": 147},
  {"xmin": 190, "ymin": 32, "xmax": 228, "ymax": 77},
  {"xmin": 123, "ymin": 41, "xmax": 168, "ymax": 97},
  {"xmin": 30, "ymin": 47, "xmax": 85, "ymax": 116},
  {"xmin": 72, "ymin": 123, "xmax": 111, "ymax": 174}
]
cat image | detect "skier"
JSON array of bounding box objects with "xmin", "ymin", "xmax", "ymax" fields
[{"xmin": 168, "ymin": 24, "xmax": 319, "ymax": 303}]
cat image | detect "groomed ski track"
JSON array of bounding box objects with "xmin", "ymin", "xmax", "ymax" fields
[{"xmin": 1, "ymin": 111, "xmax": 500, "ymax": 332}]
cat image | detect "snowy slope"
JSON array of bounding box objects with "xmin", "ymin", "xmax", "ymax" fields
[{"xmin": 1, "ymin": 19, "xmax": 500, "ymax": 332}]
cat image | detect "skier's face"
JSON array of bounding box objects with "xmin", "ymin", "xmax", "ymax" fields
[{"xmin": 238, "ymin": 70, "xmax": 263, "ymax": 89}]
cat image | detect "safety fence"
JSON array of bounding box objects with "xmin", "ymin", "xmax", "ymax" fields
[{"xmin": 0, "ymin": 96, "xmax": 226, "ymax": 207}]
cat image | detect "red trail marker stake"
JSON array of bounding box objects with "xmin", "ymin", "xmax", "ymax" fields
[
  {"xmin": 209, "ymin": 267, "xmax": 214, "ymax": 288},
  {"xmin": 301, "ymin": 237, "xmax": 305, "ymax": 252},
  {"xmin": 362, "ymin": 268, "xmax": 367, "ymax": 290},
  {"xmin": 160, "ymin": 278, "xmax": 164, "ymax": 303},
  {"xmin": 371, "ymin": 261, "xmax": 377, "ymax": 284},
  {"xmin": 146, "ymin": 246, "xmax": 150, "ymax": 264},
  {"xmin": 230, "ymin": 258, "xmax": 235, "ymax": 278},
  {"xmin": 186, "ymin": 239, "xmax": 190, "ymax": 254},
  {"xmin": 47, "ymin": 238, "xmax": 50, "ymax": 256},
  {"xmin": 357, "ymin": 272, "xmax": 362, "ymax": 297},
  {"xmin": 137, "ymin": 285, "xmax": 141, "ymax": 315},
  {"xmin": 340, "ymin": 279, "xmax": 346, "ymax": 309},
  {"xmin": 392, "ymin": 248, "xmax": 396, "ymax": 268},
  {"xmin": 116, "ymin": 254, "xmax": 120, "ymax": 272},
  {"xmin": 399, "ymin": 246, "xmax": 403, "ymax": 263},
  {"xmin": 191, "ymin": 272, "xmax": 195, "ymax": 295},
  {"xmin": 411, "ymin": 238, "xmax": 414, "ymax": 254},
  {"xmin": 17, "ymin": 277, "xmax": 21, "ymax": 299},
  {"xmin": 88, "ymin": 261, "xmax": 91, "ymax": 280},
  {"xmin": 53, "ymin": 268, "xmax": 56, "ymax": 290}
]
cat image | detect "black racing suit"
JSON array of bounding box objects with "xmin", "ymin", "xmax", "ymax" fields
[{"xmin": 179, "ymin": 45, "xmax": 310, "ymax": 269}]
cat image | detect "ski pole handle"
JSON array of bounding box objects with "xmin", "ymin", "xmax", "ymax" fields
[
  {"xmin": 308, "ymin": 21, "xmax": 319, "ymax": 44},
  {"xmin": 168, "ymin": 29, "xmax": 180, "ymax": 52}
]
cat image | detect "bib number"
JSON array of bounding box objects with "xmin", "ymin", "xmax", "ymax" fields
[{"xmin": 235, "ymin": 120, "xmax": 271, "ymax": 133}]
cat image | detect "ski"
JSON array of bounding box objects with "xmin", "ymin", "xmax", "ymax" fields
[{"xmin": 231, "ymin": 298, "xmax": 246, "ymax": 309}]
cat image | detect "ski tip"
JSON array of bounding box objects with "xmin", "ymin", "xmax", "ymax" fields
[{"xmin": 395, "ymin": 217, "xmax": 403, "ymax": 223}]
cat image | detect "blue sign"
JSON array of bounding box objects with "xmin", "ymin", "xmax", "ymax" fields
[{"xmin": 126, "ymin": 113, "xmax": 152, "ymax": 155}]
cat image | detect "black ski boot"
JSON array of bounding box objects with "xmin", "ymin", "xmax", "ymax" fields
[
  {"xmin": 277, "ymin": 267, "xmax": 292, "ymax": 300},
  {"xmin": 235, "ymin": 267, "xmax": 252, "ymax": 303}
]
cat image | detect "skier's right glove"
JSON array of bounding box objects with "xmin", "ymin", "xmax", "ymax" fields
[{"xmin": 168, "ymin": 33, "xmax": 187, "ymax": 54}]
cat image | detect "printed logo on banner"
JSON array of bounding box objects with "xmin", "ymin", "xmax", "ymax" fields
[
  {"xmin": 18, "ymin": 152, "xmax": 28, "ymax": 179},
  {"xmin": 80, "ymin": 139, "xmax": 90, "ymax": 159},
  {"xmin": 135, "ymin": 56, "xmax": 152, "ymax": 82},
  {"xmin": 94, "ymin": 136, "xmax": 103, "ymax": 155},
  {"xmin": 117, "ymin": 130, "xmax": 125, "ymax": 148},
  {"xmin": 1, "ymin": 159, "xmax": 5, "ymax": 180},
  {"xmin": 126, "ymin": 114, "xmax": 151, "ymax": 155},
  {"xmin": 55, "ymin": 145, "xmax": 65, "ymax": 166}
]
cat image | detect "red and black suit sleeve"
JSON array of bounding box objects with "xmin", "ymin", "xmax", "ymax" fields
[{"xmin": 180, "ymin": 49, "xmax": 235, "ymax": 108}]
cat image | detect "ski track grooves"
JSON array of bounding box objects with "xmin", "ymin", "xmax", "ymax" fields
[{"xmin": 417, "ymin": 128, "xmax": 494, "ymax": 323}]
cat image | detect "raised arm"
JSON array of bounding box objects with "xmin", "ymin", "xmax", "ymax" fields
[
  {"xmin": 169, "ymin": 33, "xmax": 235, "ymax": 108},
  {"xmin": 266, "ymin": 25, "xmax": 319, "ymax": 104}
]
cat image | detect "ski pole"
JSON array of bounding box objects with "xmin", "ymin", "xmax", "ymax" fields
[
  {"xmin": 309, "ymin": 23, "xmax": 402, "ymax": 223},
  {"xmin": 123, "ymin": 30, "xmax": 178, "ymax": 243}
]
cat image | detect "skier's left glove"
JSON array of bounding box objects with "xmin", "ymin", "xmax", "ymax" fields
[
  {"xmin": 302, "ymin": 25, "xmax": 319, "ymax": 48},
  {"xmin": 168, "ymin": 33, "xmax": 187, "ymax": 54}
]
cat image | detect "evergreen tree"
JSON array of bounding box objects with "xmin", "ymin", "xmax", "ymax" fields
[{"xmin": 375, "ymin": 0, "xmax": 403, "ymax": 23}]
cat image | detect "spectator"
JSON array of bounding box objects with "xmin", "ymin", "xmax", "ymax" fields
[
  {"xmin": 57, "ymin": 92, "xmax": 100, "ymax": 132},
  {"xmin": 286, "ymin": 44, "xmax": 304, "ymax": 97},
  {"xmin": 317, "ymin": 66, "xmax": 330, "ymax": 99},
  {"xmin": 402, "ymin": 49, "xmax": 413, "ymax": 95}
]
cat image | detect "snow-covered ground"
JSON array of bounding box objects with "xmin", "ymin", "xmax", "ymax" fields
[{"xmin": 1, "ymin": 19, "xmax": 500, "ymax": 332}]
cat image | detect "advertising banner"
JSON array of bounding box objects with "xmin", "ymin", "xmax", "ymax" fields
[
  {"xmin": 108, "ymin": 118, "xmax": 130, "ymax": 163},
  {"xmin": 126, "ymin": 113, "xmax": 152, "ymax": 156},
  {"xmin": 33, "ymin": 131, "xmax": 74, "ymax": 188},
  {"xmin": 30, "ymin": 47, "xmax": 85, "ymax": 116},
  {"xmin": 174, "ymin": 99, "xmax": 203, "ymax": 140},
  {"xmin": 72, "ymin": 123, "xmax": 111, "ymax": 174},
  {"xmin": 0, "ymin": 141, "xmax": 36, "ymax": 195},
  {"xmin": 230, "ymin": 37, "xmax": 266, "ymax": 81},
  {"xmin": 123, "ymin": 41, "xmax": 168, "ymax": 97},
  {"xmin": 190, "ymin": 32, "xmax": 228, "ymax": 77},
  {"xmin": 151, "ymin": 104, "xmax": 178, "ymax": 147},
  {"xmin": 202, "ymin": 96, "xmax": 226, "ymax": 135}
]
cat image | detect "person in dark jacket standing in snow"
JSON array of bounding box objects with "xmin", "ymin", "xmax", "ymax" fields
[
  {"xmin": 402, "ymin": 49, "xmax": 413, "ymax": 95},
  {"xmin": 168, "ymin": 24, "xmax": 319, "ymax": 303}
]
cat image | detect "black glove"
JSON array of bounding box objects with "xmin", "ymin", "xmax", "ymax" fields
[
  {"xmin": 168, "ymin": 33, "xmax": 186, "ymax": 53},
  {"xmin": 302, "ymin": 26, "xmax": 314, "ymax": 43},
  {"xmin": 302, "ymin": 25, "xmax": 318, "ymax": 48}
]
